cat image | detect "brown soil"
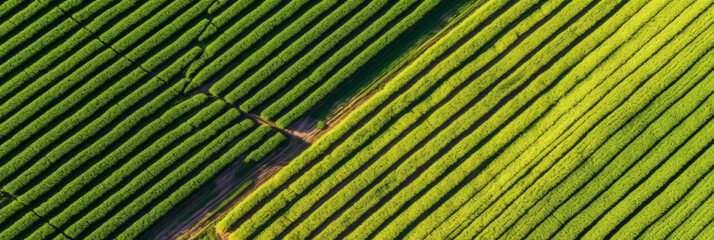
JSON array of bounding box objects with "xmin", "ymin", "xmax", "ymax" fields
[{"xmin": 144, "ymin": 131, "xmax": 309, "ymax": 240}]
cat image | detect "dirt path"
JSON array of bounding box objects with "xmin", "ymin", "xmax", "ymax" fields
[{"xmin": 145, "ymin": 133, "xmax": 310, "ymax": 239}]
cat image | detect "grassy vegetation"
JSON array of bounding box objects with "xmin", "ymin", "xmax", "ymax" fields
[{"xmin": 2, "ymin": 0, "xmax": 712, "ymax": 239}]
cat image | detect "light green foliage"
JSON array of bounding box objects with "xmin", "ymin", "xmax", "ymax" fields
[{"xmin": 245, "ymin": 131, "xmax": 287, "ymax": 163}]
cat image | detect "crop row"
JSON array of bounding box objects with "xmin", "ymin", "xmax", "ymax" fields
[
  {"xmin": 108, "ymin": 0, "xmax": 199, "ymax": 55},
  {"xmin": 0, "ymin": 0, "xmax": 149, "ymax": 105},
  {"xmin": 196, "ymin": 0, "xmax": 283, "ymax": 55},
  {"xmin": 28, "ymin": 94, "xmax": 211, "ymax": 239},
  {"xmin": 0, "ymin": 50, "xmax": 126, "ymax": 176},
  {"xmin": 4, "ymin": 43, "xmax": 202, "ymax": 199},
  {"xmin": 0, "ymin": 20, "xmax": 207, "ymax": 187},
  {"xmin": 82, "ymin": 0, "xmax": 137, "ymax": 34},
  {"xmin": 417, "ymin": 5, "xmax": 712, "ymax": 239},
  {"xmin": 0, "ymin": 86, "xmax": 203, "ymax": 234},
  {"xmin": 0, "ymin": 80, "xmax": 195, "ymax": 240},
  {"xmin": 0, "ymin": 0, "xmax": 45, "ymax": 40},
  {"xmin": 245, "ymin": 129, "xmax": 287, "ymax": 163},
  {"xmin": 60, "ymin": 101, "xmax": 232, "ymax": 239},
  {"xmin": 0, "ymin": 38, "xmax": 109, "ymax": 131},
  {"xmin": 0, "ymin": 15, "xmax": 77, "ymax": 81},
  {"xmin": 282, "ymin": 0, "xmax": 592, "ymax": 235},
  {"xmin": 252, "ymin": 0, "xmax": 425, "ymax": 123},
  {"xmin": 414, "ymin": 3, "xmax": 714, "ymax": 238},
  {"xmin": 519, "ymin": 50, "xmax": 714, "ymax": 240},
  {"xmin": 90, "ymin": 0, "xmax": 167, "ymax": 41},
  {"xmin": 611, "ymin": 136, "xmax": 714, "ymax": 239},
  {"xmin": 186, "ymin": 0, "xmax": 309, "ymax": 92},
  {"xmin": 0, "ymin": 0, "xmax": 117, "ymax": 82},
  {"xmin": 545, "ymin": 52, "xmax": 714, "ymax": 240},
  {"xmin": 422, "ymin": 0, "xmax": 663, "ymax": 237},
  {"xmin": 464, "ymin": 11, "xmax": 714, "ymax": 240},
  {"xmin": 443, "ymin": 19, "xmax": 711, "ymax": 240},
  {"xmin": 573, "ymin": 110, "xmax": 714, "ymax": 239},
  {"xmin": 216, "ymin": 0, "xmax": 517, "ymax": 232},
  {"xmin": 206, "ymin": 0, "xmax": 351, "ymax": 97},
  {"xmin": 116, "ymin": 121, "xmax": 283, "ymax": 239},
  {"xmin": 226, "ymin": 0, "xmax": 393, "ymax": 109},
  {"xmin": 270, "ymin": 0, "xmax": 449, "ymax": 127},
  {"xmin": 62, "ymin": 0, "xmax": 117, "ymax": 24},
  {"xmin": 0, "ymin": 28, "xmax": 95, "ymax": 109},
  {"xmin": 87, "ymin": 116, "xmax": 253, "ymax": 239},
  {"xmin": 4, "ymin": 77, "xmax": 164, "ymax": 194},
  {"xmin": 0, "ymin": 0, "xmax": 182, "ymax": 136},
  {"xmin": 0, "ymin": 0, "xmax": 29, "ymax": 23},
  {"xmin": 122, "ymin": 1, "xmax": 210, "ymax": 62},
  {"xmin": 219, "ymin": 0, "xmax": 384, "ymax": 106},
  {"xmin": 311, "ymin": 0, "xmax": 641, "ymax": 238},
  {"xmin": 517, "ymin": 23, "xmax": 714, "ymax": 239},
  {"xmin": 17, "ymin": 48, "xmax": 201, "ymax": 213},
  {"xmin": 666, "ymin": 191, "xmax": 714, "ymax": 238},
  {"xmin": 0, "ymin": 2, "xmax": 60, "ymax": 61},
  {"xmin": 0, "ymin": 0, "xmax": 288, "ymax": 238},
  {"xmin": 208, "ymin": 0, "xmax": 261, "ymax": 30},
  {"xmin": 241, "ymin": 0, "xmax": 601, "ymax": 237},
  {"xmin": 0, "ymin": 0, "xmax": 210, "ymax": 170},
  {"xmin": 238, "ymin": 0, "xmax": 576, "ymax": 236},
  {"xmin": 0, "ymin": 0, "xmax": 195, "ymax": 91},
  {"xmin": 638, "ymin": 159, "xmax": 714, "ymax": 238},
  {"xmin": 0, "ymin": 46, "xmax": 202, "ymax": 236},
  {"xmin": 205, "ymin": 0, "xmax": 250, "ymax": 16}
]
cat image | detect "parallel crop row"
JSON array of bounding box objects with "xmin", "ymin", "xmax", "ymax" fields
[
  {"xmin": 0, "ymin": 2, "xmax": 62, "ymax": 62},
  {"xmin": 228, "ymin": 0, "xmax": 396, "ymax": 111},
  {"xmin": 85, "ymin": 113, "xmax": 248, "ymax": 239},
  {"xmin": 258, "ymin": 0, "xmax": 429, "ymax": 124},
  {"xmin": 0, "ymin": 90, "xmax": 206, "ymax": 238},
  {"xmin": 411, "ymin": 3, "xmax": 714, "ymax": 239},
  {"xmin": 517, "ymin": 17, "xmax": 705, "ymax": 238},
  {"xmin": 234, "ymin": 0, "xmax": 595, "ymax": 237},
  {"xmin": 0, "ymin": 5, "xmax": 210, "ymax": 187},
  {"xmin": 0, "ymin": 0, "xmax": 292, "ymax": 239},
  {"xmin": 12, "ymin": 83, "xmax": 204, "ymax": 240},
  {"xmin": 187, "ymin": 0, "xmax": 307, "ymax": 91},
  {"xmin": 219, "ymin": 0, "xmax": 383, "ymax": 107},
  {"xmin": 333, "ymin": 0, "xmax": 649, "ymax": 238},
  {"xmin": 278, "ymin": 0, "xmax": 605, "ymax": 237},
  {"xmin": 116, "ymin": 121, "xmax": 283, "ymax": 239},
  {"xmin": 244, "ymin": 127, "xmax": 287, "ymax": 163},
  {"xmin": 218, "ymin": 1, "xmax": 714, "ymax": 240},
  {"xmin": 62, "ymin": 101, "xmax": 232, "ymax": 239},
  {"xmin": 216, "ymin": 0, "xmax": 520, "ymax": 232},
  {"xmin": 468, "ymin": 11, "xmax": 714, "ymax": 240},
  {"xmin": 270, "ymin": 0, "xmax": 446, "ymax": 127},
  {"xmin": 207, "ymin": 0, "xmax": 356, "ymax": 97}
]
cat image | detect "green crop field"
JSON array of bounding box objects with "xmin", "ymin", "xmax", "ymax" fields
[{"xmin": 1, "ymin": 0, "xmax": 713, "ymax": 239}]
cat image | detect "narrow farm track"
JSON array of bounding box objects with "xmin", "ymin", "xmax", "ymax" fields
[{"xmin": 3, "ymin": 0, "xmax": 714, "ymax": 239}]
